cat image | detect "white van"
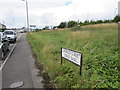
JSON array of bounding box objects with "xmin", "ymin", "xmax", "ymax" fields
[{"xmin": 4, "ymin": 30, "xmax": 17, "ymax": 43}]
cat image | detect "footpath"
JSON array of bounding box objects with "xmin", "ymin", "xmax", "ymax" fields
[{"xmin": 2, "ymin": 33, "xmax": 43, "ymax": 89}]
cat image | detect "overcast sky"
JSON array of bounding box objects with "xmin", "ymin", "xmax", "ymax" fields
[{"xmin": 0, "ymin": 0, "xmax": 119, "ymax": 28}]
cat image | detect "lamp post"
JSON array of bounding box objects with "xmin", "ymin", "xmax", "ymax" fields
[
  {"xmin": 22, "ymin": 0, "xmax": 29, "ymax": 32},
  {"xmin": 115, "ymin": 8, "xmax": 117, "ymax": 17},
  {"xmin": 118, "ymin": 1, "xmax": 120, "ymax": 16}
]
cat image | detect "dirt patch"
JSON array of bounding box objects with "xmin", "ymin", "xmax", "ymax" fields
[
  {"xmin": 33, "ymin": 53, "xmax": 55, "ymax": 88},
  {"xmin": 28, "ymin": 42, "xmax": 55, "ymax": 88}
]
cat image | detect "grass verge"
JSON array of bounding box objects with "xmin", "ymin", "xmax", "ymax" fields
[{"xmin": 27, "ymin": 23, "xmax": 119, "ymax": 88}]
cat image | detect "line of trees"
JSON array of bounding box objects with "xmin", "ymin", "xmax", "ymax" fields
[
  {"xmin": 57, "ymin": 15, "xmax": 120, "ymax": 28},
  {"xmin": 41, "ymin": 15, "xmax": 120, "ymax": 30}
]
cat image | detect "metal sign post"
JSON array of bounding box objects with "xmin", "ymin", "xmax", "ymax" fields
[
  {"xmin": 61, "ymin": 47, "xmax": 63, "ymax": 65},
  {"xmin": 80, "ymin": 55, "xmax": 82, "ymax": 75}
]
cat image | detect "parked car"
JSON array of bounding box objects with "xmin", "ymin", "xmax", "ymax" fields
[
  {"xmin": 19, "ymin": 29, "xmax": 24, "ymax": 33},
  {"xmin": 0, "ymin": 34, "xmax": 3, "ymax": 61},
  {"xmin": 4, "ymin": 30, "xmax": 17, "ymax": 43},
  {"xmin": 0, "ymin": 32, "xmax": 10, "ymax": 60}
]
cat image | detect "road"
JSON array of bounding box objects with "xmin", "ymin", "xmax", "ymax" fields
[
  {"xmin": 1, "ymin": 33, "xmax": 44, "ymax": 89},
  {"xmin": 0, "ymin": 44, "xmax": 14, "ymax": 67}
]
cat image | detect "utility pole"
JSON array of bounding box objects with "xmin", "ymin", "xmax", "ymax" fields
[
  {"xmin": 22, "ymin": 0, "xmax": 29, "ymax": 32},
  {"xmin": 118, "ymin": 1, "xmax": 120, "ymax": 16}
]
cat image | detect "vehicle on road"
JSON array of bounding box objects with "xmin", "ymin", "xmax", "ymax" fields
[
  {"xmin": 0, "ymin": 34, "xmax": 3, "ymax": 61},
  {"xmin": 0, "ymin": 32, "xmax": 10, "ymax": 60},
  {"xmin": 4, "ymin": 30, "xmax": 17, "ymax": 43},
  {"xmin": 19, "ymin": 29, "xmax": 27, "ymax": 33},
  {"xmin": 19, "ymin": 29, "xmax": 24, "ymax": 33}
]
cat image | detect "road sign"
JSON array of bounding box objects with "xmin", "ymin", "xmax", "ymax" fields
[
  {"xmin": 30, "ymin": 25, "xmax": 36, "ymax": 27},
  {"xmin": 61, "ymin": 47, "xmax": 82, "ymax": 75}
]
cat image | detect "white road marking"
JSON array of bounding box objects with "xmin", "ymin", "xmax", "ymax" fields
[
  {"xmin": 0, "ymin": 34, "xmax": 22, "ymax": 90},
  {"xmin": 0, "ymin": 34, "xmax": 22, "ymax": 71}
]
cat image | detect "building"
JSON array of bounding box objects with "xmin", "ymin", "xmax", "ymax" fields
[{"xmin": 0, "ymin": 23, "xmax": 6, "ymax": 31}]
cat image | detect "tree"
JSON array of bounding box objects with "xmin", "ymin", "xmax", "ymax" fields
[
  {"xmin": 58, "ymin": 22, "xmax": 66, "ymax": 28},
  {"xmin": 53, "ymin": 26, "xmax": 58, "ymax": 30},
  {"xmin": 113, "ymin": 15, "xmax": 120, "ymax": 22},
  {"xmin": 103, "ymin": 20, "xmax": 109, "ymax": 23},
  {"xmin": 68, "ymin": 21, "xmax": 78, "ymax": 28},
  {"xmin": 80, "ymin": 20, "xmax": 89, "ymax": 25},
  {"xmin": 96, "ymin": 20, "xmax": 103, "ymax": 24}
]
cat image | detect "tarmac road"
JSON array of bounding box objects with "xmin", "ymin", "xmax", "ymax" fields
[
  {"xmin": 2, "ymin": 33, "xmax": 43, "ymax": 89},
  {"xmin": 0, "ymin": 44, "xmax": 14, "ymax": 67}
]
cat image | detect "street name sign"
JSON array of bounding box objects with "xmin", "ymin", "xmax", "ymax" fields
[{"xmin": 61, "ymin": 47, "xmax": 82, "ymax": 75}]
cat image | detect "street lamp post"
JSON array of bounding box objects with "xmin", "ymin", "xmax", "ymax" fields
[
  {"xmin": 119, "ymin": 1, "xmax": 120, "ymax": 16},
  {"xmin": 22, "ymin": 0, "xmax": 29, "ymax": 32},
  {"xmin": 115, "ymin": 8, "xmax": 117, "ymax": 17}
]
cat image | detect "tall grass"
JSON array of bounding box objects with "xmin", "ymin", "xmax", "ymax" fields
[{"xmin": 27, "ymin": 23, "xmax": 119, "ymax": 88}]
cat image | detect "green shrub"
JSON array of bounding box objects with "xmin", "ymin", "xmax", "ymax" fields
[
  {"xmin": 71, "ymin": 26, "xmax": 81, "ymax": 31},
  {"xmin": 53, "ymin": 65, "xmax": 79, "ymax": 88}
]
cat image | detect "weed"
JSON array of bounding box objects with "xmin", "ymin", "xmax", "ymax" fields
[{"xmin": 27, "ymin": 23, "xmax": 119, "ymax": 88}]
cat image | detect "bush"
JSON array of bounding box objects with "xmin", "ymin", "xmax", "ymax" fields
[
  {"xmin": 68, "ymin": 21, "xmax": 78, "ymax": 28},
  {"xmin": 113, "ymin": 15, "xmax": 120, "ymax": 22},
  {"xmin": 53, "ymin": 65, "xmax": 79, "ymax": 88},
  {"xmin": 71, "ymin": 26, "xmax": 81, "ymax": 31},
  {"xmin": 58, "ymin": 22, "xmax": 66, "ymax": 28}
]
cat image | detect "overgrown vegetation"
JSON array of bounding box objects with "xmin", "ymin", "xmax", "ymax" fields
[
  {"xmin": 71, "ymin": 26, "xmax": 81, "ymax": 31},
  {"xmin": 27, "ymin": 23, "xmax": 119, "ymax": 88},
  {"xmin": 41, "ymin": 15, "xmax": 120, "ymax": 30},
  {"xmin": 58, "ymin": 15, "xmax": 120, "ymax": 28}
]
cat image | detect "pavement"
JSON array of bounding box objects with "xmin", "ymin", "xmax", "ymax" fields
[{"xmin": 2, "ymin": 33, "xmax": 44, "ymax": 89}]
